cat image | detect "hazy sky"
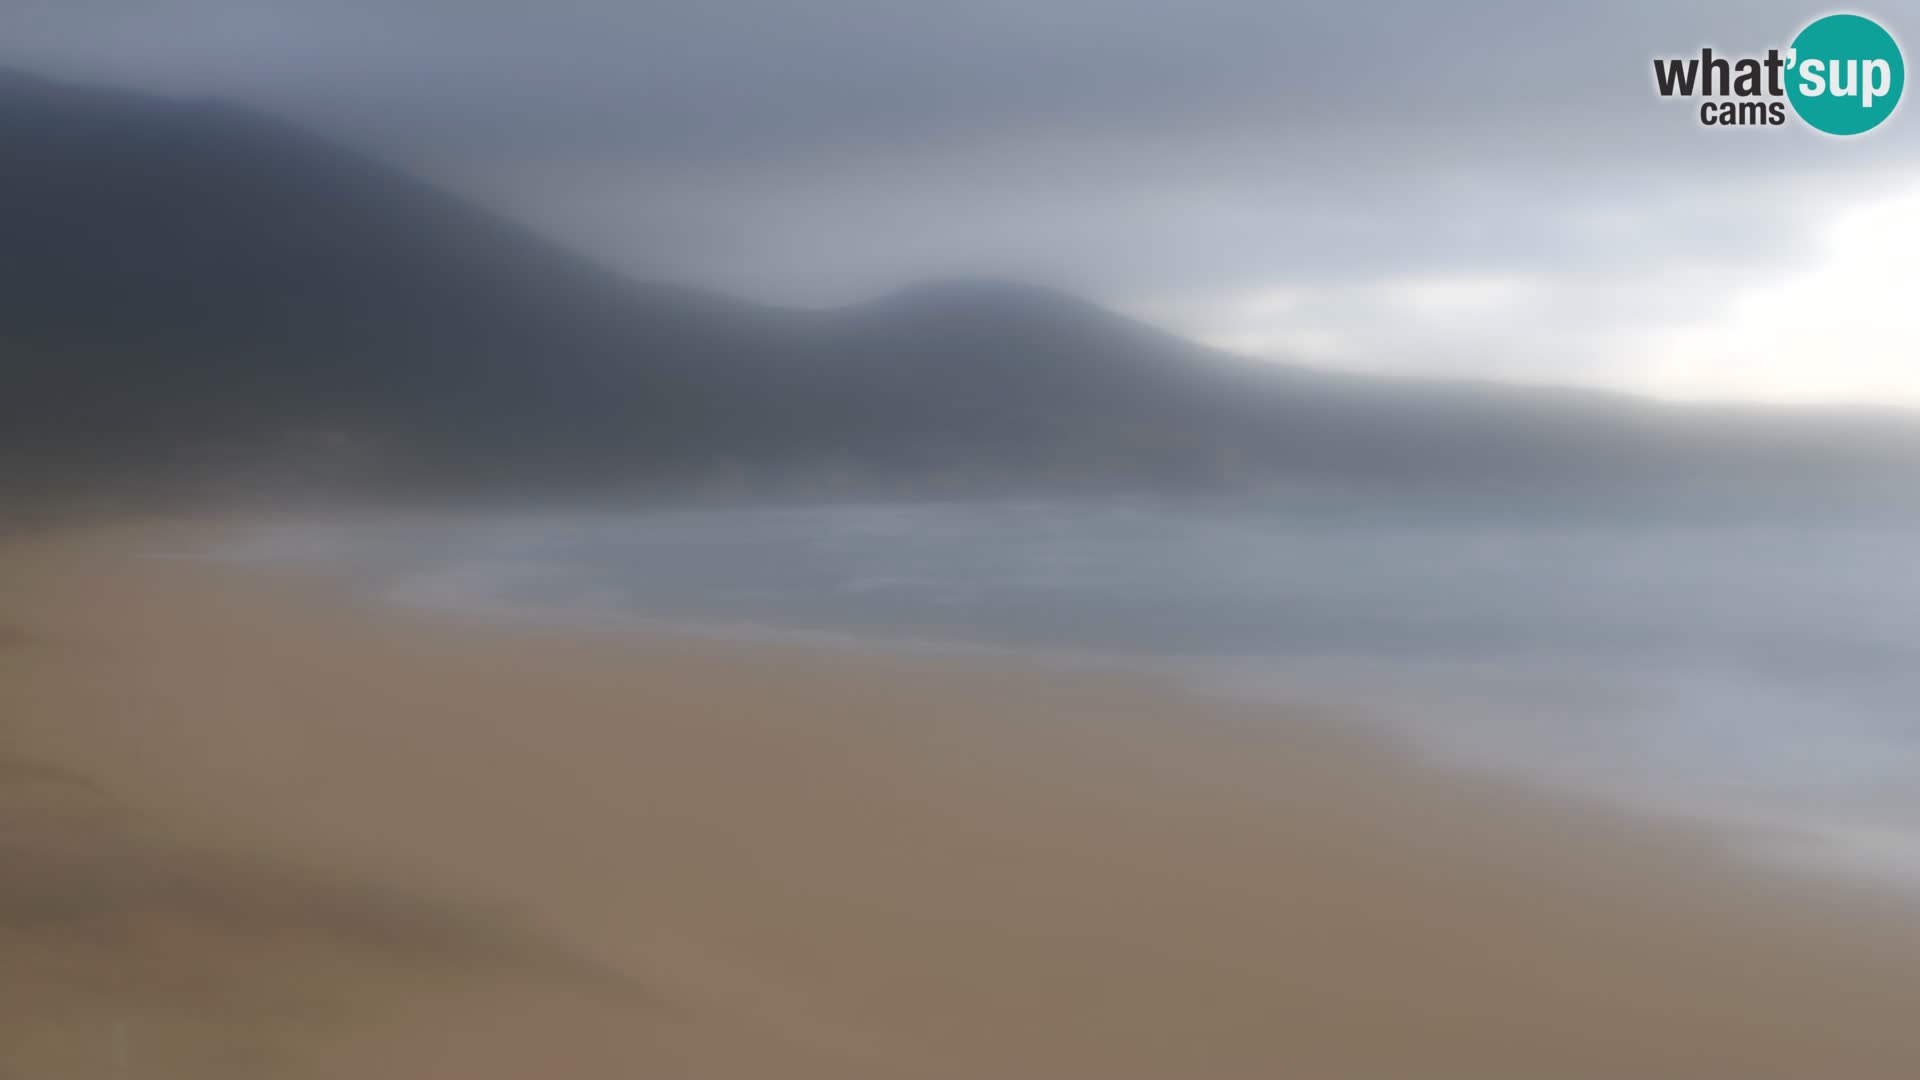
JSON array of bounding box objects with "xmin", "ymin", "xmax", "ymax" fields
[{"xmin": 6, "ymin": 1, "xmax": 1917, "ymax": 404}]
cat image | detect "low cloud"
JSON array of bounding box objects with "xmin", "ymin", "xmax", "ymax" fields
[{"xmin": 4, "ymin": 0, "xmax": 1918, "ymax": 403}]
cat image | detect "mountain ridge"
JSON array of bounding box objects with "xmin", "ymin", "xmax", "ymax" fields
[{"xmin": 3, "ymin": 67, "xmax": 1918, "ymax": 503}]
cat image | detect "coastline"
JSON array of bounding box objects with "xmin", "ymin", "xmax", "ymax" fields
[
  {"xmin": 181, "ymin": 510, "xmax": 1920, "ymax": 896},
  {"xmin": 8, "ymin": 519, "xmax": 1920, "ymax": 1078}
]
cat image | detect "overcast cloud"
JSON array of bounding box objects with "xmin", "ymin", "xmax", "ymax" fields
[{"xmin": 6, "ymin": 1, "xmax": 1918, "ymax": 403}]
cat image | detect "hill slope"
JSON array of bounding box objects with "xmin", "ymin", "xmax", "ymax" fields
[{"xmin": 3, "ymin": 67, "xmax": 1918, "ymax": 501}]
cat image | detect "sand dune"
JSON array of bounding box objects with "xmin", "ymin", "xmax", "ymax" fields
[{"xmin": 8, "ymin": 520, "xmax": 1920, "ymax": 1078}]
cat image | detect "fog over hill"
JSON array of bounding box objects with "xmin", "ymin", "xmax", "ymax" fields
[{"xmin": 4, "ymin": 67, "xmax": 1918, "ymax": 506}]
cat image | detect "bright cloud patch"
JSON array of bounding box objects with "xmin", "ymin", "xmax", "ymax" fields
[
  {"xmin": 1385, "ymin": 274, "xmax": 1538, "ymax": 319},
  {"xmin": 1646, "ymin": 185, "xmax": 1920, "ymax": 405}
]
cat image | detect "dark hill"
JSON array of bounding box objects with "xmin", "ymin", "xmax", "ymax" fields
[{"xmin": 3, "ymin": 67, "xmax": 1918, "ymax": 503}]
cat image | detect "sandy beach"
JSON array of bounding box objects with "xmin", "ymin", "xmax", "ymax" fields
[{"xmin": 6, "ymin": 519, "xmax": 1920, "ymax": 1079}]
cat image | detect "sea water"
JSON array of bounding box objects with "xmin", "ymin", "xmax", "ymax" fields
[{"xmin": 196, "ymin": 494, "xmax": 1920, "ymax": 884}]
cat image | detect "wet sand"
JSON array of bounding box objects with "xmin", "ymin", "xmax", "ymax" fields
[{"xmin": 7, "ymin": 519, "xmax": 1920, "ymax": 1078}]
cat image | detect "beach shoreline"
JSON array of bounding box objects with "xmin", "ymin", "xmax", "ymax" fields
[{"xmin": 8, "ymin": 517, "xmax": 1920, "ymax": 1078}]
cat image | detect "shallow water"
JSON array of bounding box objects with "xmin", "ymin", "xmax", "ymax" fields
[{"xmin": 195, "ymin": 494, "xmax": 1920, "ymax": 883}]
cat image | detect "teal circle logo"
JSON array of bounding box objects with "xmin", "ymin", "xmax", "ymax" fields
[{"xmin": 1787, "ymin": 14, "xmax": 1904, "ymax": 135}]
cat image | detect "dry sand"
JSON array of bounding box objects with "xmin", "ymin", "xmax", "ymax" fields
[{"xmin": 6, "ymin": 519, "xmax": 1920, "ymax": 1078}]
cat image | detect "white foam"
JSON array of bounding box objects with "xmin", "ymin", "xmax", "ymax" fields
[{"xmin": 168, "ymin": 507, "xmax": 1920, "ymax": 899}]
